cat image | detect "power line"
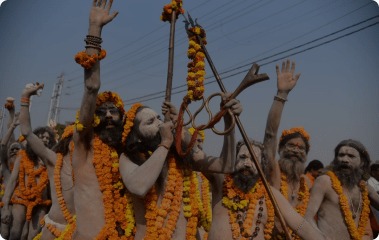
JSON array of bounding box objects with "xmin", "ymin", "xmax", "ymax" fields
[{"xmin": 123, "ymin": 18, "xmax": 379, "ymax": 105}]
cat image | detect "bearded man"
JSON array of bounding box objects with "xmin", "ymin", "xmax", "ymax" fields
[
  {"xmin": 0, "ymin": 106, "xmax": 21, "ymax": 239},
  {"xmin": 272, "ymin": 125, "xmax": 312, "ymax": 238},
  {"xmin": 12, "ymin": 83, "xmax": 76, "ymax": 240},
  {"xmin": 205, "ymin": 60, "xmax": 326, "ymax": 240},
  {"xmin": 71, "ymin": 1, "xmax": 135, "ymax": 239},
  {"xmin": 119, "ymin": 93, "xmax": 241, "ymax": 239},
  {"xmin": 1, "ymin": 125, "xmax": 55, "ymax": 240},
  {"xmin": 305, "ymin": 139, "xmax": 373, "ymax": 239}
]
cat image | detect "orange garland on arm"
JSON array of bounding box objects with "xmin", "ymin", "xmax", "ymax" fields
[{"xmin": 74, "ymin": 49, "xmax": 106, "ymax": 70}]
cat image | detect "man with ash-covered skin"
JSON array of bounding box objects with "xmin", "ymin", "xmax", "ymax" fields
[{"xmin": 305, "ymin": 139, "xmax": 374, "ymax": 239}]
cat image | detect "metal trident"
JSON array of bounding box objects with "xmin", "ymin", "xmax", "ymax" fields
[{"xmin": 183, "ymin": 12, "xmax": 293, "ymax": 240}]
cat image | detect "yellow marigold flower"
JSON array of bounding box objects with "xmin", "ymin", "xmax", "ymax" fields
[{"xmin": 196, "ymin": 52, "xmax": 205, "ymax": 58}]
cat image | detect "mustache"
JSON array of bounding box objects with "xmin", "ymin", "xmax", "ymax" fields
[{"xmin": 335, "ymin": 162, "xmax": 352, "ymax": 170}]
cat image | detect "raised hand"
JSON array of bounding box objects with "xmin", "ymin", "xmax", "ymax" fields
[
  {"xmin": 1, "ymin": 206, "xmax": 12, "ymax": 226},
  {"xmin": 22, "ymin": 82, "xmax": 44, "ymax": 97},
  {"xmin": 276, "ymin": 59, "xmax": 301, "ymax": 93},
  {"xmin": 221, "ymin": 92, "xmax": 243, "ymax": 116},
  {"xmin": 4, "ymin": 97, "xmax": 15, "ymax": 111},
  {"xmin": 161, "ymin": 101, "xmax": 178, "ymax": 123},
  {"xmin": 89, "ymin": 0, "xmax": 118, "ymax": 28}
]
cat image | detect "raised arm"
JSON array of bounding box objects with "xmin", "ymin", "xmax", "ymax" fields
[
  {"xmin": 19, "ymin": 83, "xmax": 55, "ymax": 167},
  {"xmin": 1, "ymin": 112, "xmax": 19, "ymax": 148},
  {"xmin": 4, "ymin": 98, "xmax": 15, "ymax": 130},
  {"xmin": 1, "ymin": 112, "xmax": 19, "ymax": 178},
  {"xmin": 74, "ymin": 0, "xmax": 118, "ymax": 144},
  {"xmin": 263, "ymin": 60, "xmax": 300, "ymax": 189},
  {"xmin": 1, "ymin": 156, "xmax": 21, "ymax": 225},
  {"xmin": 4, "ymin": 97, "xmax": 16, "ymax": 144},
  {"xmin": 119, "ymin": 121, "xmax": 174, "ymax": 197}
]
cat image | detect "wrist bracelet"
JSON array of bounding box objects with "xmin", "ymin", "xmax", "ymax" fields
[
  {"xmin": 20, "ymin": 103, "xmax": 29, "ymax": 107},
  {"xmin": 158, "ymin": 143, "xmax": 170, "ymax": 150},
  {"xmin": 21, "ymin": 97, "xmax": 30, "ymax": 104},
  {"xmin": 274, "ymin": 95, "xmax": 287, "ymax": 103}
]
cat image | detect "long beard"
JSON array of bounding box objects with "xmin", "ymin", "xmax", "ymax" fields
[
  {"xmin": 140, "ymin": 131, "xmax": 162, "ymax": 152},
  {"xmin": 232, "ymin": 169, "xmax": 259, "ymax": 193},
  {"xmin": 95, "ymin": 119, "xmax": 123, "ymax": 150},
  {"xmin": 278, "ymin": 157, "xmax": 305, "ymax": 183},
  {"xmin": 332, "ymin": 162, "xmax": 362, "ymax": 189}
]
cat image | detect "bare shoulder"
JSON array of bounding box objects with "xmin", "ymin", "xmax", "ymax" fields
[
  {"xmin": 316, "ymin": 174, "xmax": 331, "ymax": 182},
  {"xmin": 312, "ymin": 174, "xmax": 332, "ymax": 189}
]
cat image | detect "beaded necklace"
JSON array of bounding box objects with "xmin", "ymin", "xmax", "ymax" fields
[
  {"xmin": 327, "ymin": 171, "xmax": 370, "ymax": 240},
  {"xmin": 222, "ymin": 175, "xmax": 275, "ymax": 240}
]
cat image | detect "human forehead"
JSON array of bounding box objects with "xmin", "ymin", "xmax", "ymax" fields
[
  {"xmin": 38, "ymin": 132, "xmax": 50, "ymax": 137},
  {"xmin": 237, "ymin": 144, "xmax": 261, "ymax": 156},
  {"xmin": 285, "ymin": 137, "xmax": 306, "ymax": 146},
  {"xmin": 98, "ymin": 102, "xmax": 117, "ymax": 109},
  {"xmin": 10, "ymin": 142, "xmax": 21, "ymax": 149},
  {"xmin": 338, "ymin": 146, "xmax": 360, "ymax": 157},
  {"xmin": 136, "ymin": 108, "xmax": 159, "ymax": 122}
]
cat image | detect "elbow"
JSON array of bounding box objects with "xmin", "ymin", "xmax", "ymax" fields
[
  {"xmin": 85, "ymin": 83, "xmax": 100, "ymax": 93},
  {"xmin": 124, "ymin": 182, "xmax": 149, "ymax": 198}
]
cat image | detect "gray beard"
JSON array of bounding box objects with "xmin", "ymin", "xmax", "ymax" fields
[
  {"xmin": 332, "ymin": 163, "xmax": 362, "ymax": 190},
  {"xmin": 278, "ymin": 157, "xmax": 305, "ymax": 184},
  {"xmin": 232, "ymin": 170, "xmax": 259, "ymax": 193}
]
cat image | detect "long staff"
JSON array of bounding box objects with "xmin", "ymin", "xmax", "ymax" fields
[
  {"xmin": 185, "ymin": 13, "xmax": 292, "ymax": 240},
  {"xmin": 164, "ymin": 11, "xmax": 177, "ymax": 121}
]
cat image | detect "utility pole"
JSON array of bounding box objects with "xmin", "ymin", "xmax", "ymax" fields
[{"xmin": 47, "ymin": 74, "xmax": 64, "ymax": 125}]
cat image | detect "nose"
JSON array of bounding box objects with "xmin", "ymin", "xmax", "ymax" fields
[
  {"xmin": 243, "ymin": 159, "xmax": 252, "ymax": 167},
  {"xmin": 105, "ymin": 109, "xmax": 113, "ymax": 118}
]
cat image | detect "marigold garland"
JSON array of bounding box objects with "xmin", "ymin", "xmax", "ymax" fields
[
  {"xmin": 144, "ymin": 155, "xmax": 183, "ymax": 239},
  {"xmin": 184, "ymin": 170, "xmax": 200, "ymax": 240},
  {"xmin": 50, "ymin": 141, "xmax": 76, "ymax": 239},
  {"xmin": 280, "ymin": 126, "xmax": 310, "ymax": 143},
  {"xmin": 160, "ymin": 0, "xmax": 185, "ymax": 22},
  {"xmin": 74, "ymin": 49, "xmax": 106, "ymax": 69},
  {"xmin": 122, "ymin": 103, "xmax": 143, "ymax": 144},
  {"xmin": 198, "ymin": 173, "xmax": 212, "ymax": 232},
  {"xmin": 188, "ymin": 127, "xmax": 205, "ymax": 141},
  {"xmin": 56, "ymin": 216, "xmax": 77, "ymax": 240},
  {"xmin": 279, "ymin": 173, "xmax": 309, "ymax": 240},
  {"xmin": 96, "ymin": 91, "xmax": 125, "ymax": 116},
  {"xmin": 11, "ymin": 150, "xmax": 51, "ymax": 221},
  {"xmin": 186, "ymin": 26, "xmax": 207, "ymax": 101},
  {"xmin": 326, "ymin": 171, "xmax": 370, "ymax": 240},
  {"xmin": 222, "ymin": 175, "xmax": 275, "ymax": 239},
  {"xmin": 92, "ymin": 136, "xmax": 135, "ymax": 239}
]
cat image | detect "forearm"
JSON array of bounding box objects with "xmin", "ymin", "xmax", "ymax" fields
[
  {"xmin": 124, "ymin": 147, "xmax": 169, "ymax": 197},
  {"xmin": 6, "ymin": 108, "xmax": 15, "ymax": 129},
  {"xmin": 219, "ymin": 115, "xmax": 235, "ymax": 172},
  {"xmin": 19, "ymin": 94, "xmax": 33, "ymax": 137},
  {"xmin": 79, "ymin": 25, "xmax": 102, "ymax": 130},
  {"xmin": 1, "ymin": 124, "xmax": 16, "ymax": 146},
  {"xmin": 263, "ymin": 91, "xmax": 288, "ymax": 187},
  {"xmin": 2, "ymin": 175, "xmax": 17, "ymax": 207}
]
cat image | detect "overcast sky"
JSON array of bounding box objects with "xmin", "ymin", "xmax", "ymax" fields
[{"xmin": 0, "ymin": 0, "xmax": 378, "ymax": 166}]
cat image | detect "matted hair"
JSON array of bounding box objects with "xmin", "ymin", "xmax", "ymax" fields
[{"xmin": 333, "ymin": 139, "xmax": 371, "ymax": 173}]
